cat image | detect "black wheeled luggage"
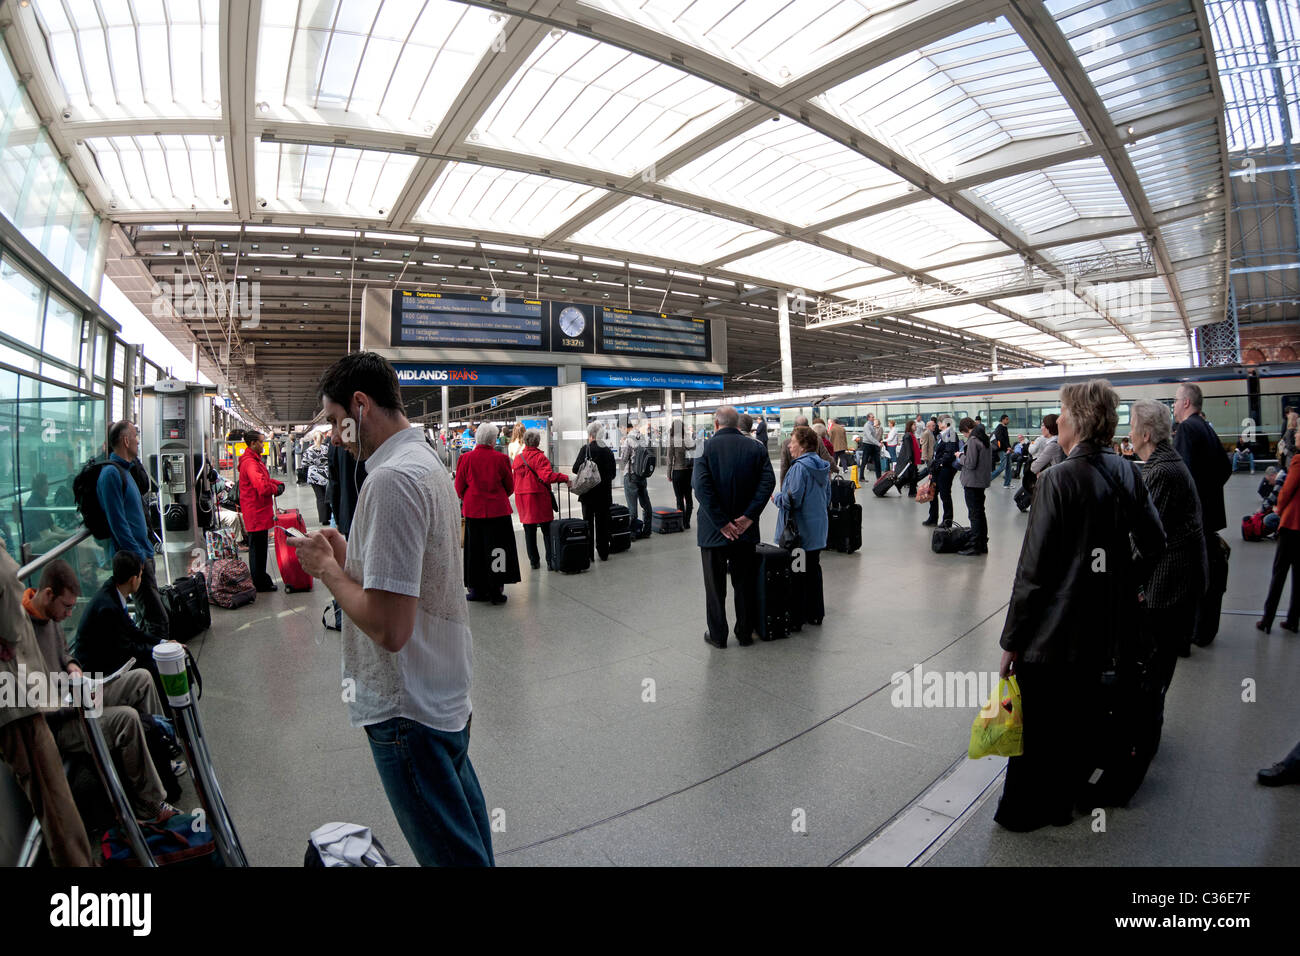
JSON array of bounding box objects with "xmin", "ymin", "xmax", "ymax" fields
[
  {"xmin": 651, "ymin": 507, "xmax": 684, "ymax": 534},
  {"xmin": 829, "ymin": 475, "xmax": 856, "ymax": 509},
  {"xmin": 872, "ymin": 471, "xmax": 898, "ymax": 497},
  {"xmin": 609, "ymin": 503, "xmax": 632, "ymax": 554},
  {"xmin": 160, "ymin": 572, "xmax": 211, "ymax": 642},
  {"xmin": 827, "ymin": 503, "xmax": 862, "ymax": 553},
  {"xmin": 550, "ymin": 494, "xmax": 590, "ymax": 573},
  {"xmin": 754, "ymin": 543, "xmax": 792, "ymax": 640}
]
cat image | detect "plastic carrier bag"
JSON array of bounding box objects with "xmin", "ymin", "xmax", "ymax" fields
[{"xmin": 968, "ymin": 676, "xmax": 1024, "ymax": 759}]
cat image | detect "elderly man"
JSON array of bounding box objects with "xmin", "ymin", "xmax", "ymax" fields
[
  {"xmin": 1172, "ymin": 383, "xmax": 1231, "ymax": 648},
  {"xmin": 693, "ymin": 406, "xmax": 776, "ymax": 649}
]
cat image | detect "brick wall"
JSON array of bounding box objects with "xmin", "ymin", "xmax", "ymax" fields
[{"xmin": 1240, "ymin": 322, "xmax": 1300, "ymax": 365}]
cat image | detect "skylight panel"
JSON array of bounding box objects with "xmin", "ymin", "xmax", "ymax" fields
[
  {"xmin": 825, "ymin": 198, "xmax": 1009, "ymax": 268},
  {"xmin": 720, "ymin": 241, "xmax": 890, "ymax": 291},
  {"xmin": 254, "ymin": 141, "xmax": 417, "ymax": 218},
  {"xmin": 413, "ymin": 163, "xmax": 609, "ymax": 237},
  {"xmin": 86, "ymin": 134, "xmax": 229, "ymax": 210},
  {"xmin": 970, "ymin": 157, "xmax": 1130, "ymax": 236},
  {"xmin": 569, "ymin": 197, "xmax": 776, "ymax": 264}
]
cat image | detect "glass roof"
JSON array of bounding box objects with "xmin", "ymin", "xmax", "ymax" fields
[
  {"xmin": 413, "ymin": 162, "xmax": 609, "ymax": 237},
  {"xmin": 719, "ymin": 241, "xmax": 892, "ymax": 290},
  {"xmin": 254, "ymin": 141, "xmax": 418, "ymax": 218},
  {"xmin": 661, "ymin": 120, "xmax": 911, "ymax": 228},
  {"xmin": 571, "ymin": 196, "xmax": 776, "ymax": 264},
  {"xmin": 256, "ymin": 0, "xmax": 501, "ymax": 135},
  {"xmin": 969, "ymin": 157, "xmax": 1130, "ymax": 236},
  {"xmin": 1208, "ymin": 0, "xmax": 1300, "ymax": 151},
  {"xmin": 814, "ymin": 17, "xmax": 1084, "ymax": 179},
  {"xmin": 33, "ymin": 0, "xmax": 221, "ymax": 119},
  {"xmin": 824, "ymin": 197, "xmax": 1012, "ymax": 270},
  {"xmin": 87, "ymin": 134, "xmax": 229, "ymax": 210},
  {"xmin": 474, "ymin": 31, "xmax": 743, "ymax": 176}
]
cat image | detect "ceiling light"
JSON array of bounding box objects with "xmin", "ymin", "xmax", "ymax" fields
[{"xmin": 550, "ymin": 28, "xmax": 563, "ymax": 39}]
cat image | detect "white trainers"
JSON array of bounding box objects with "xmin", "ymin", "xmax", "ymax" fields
[{"xmin": 170, "ymin": 757, "xmax": 188, "ymax": 777}]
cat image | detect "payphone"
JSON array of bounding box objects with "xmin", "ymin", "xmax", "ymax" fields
[{"xmin": 141, "ymin": 380, "xmax": 217, "ymax": 583}]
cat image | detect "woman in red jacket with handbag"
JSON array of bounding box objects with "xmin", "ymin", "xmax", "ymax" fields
[
  {"xmin": 238, "ymin": 429, "xmax": 282, "ymax": 591},
  {"xmin": 511, "ymin": 429, "xmax": 569, "ymax": 571},
  {"xmin": 454, "ymin": 423, "xmax": 521, "ymax": 604}
]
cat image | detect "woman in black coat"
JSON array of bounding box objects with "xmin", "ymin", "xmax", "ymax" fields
[
  {"xmin": 572, "ymin": 422, "xmax": 617, "ymax": 561},
  {"xmin": 994, "ymin": 379, "xmax": 1165, "ymax": 831}
]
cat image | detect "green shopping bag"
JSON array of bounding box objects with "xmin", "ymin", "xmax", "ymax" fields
[{"xmin": 968, "ymin": 676, "xmax": 1023, "ymax": 758}]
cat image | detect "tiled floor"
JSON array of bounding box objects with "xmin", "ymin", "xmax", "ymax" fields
[{"xmin": 187, "ymin": 467, "xmax": 1300, "ymax": 866}]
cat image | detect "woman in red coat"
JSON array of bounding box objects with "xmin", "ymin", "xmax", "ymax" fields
[
  {"xmin": 238, "ymin": 428, "xmax": 281, "ymax": 591},
  {"xmin": 454, "ymin": 423, "xmax": 521, "ymax": 604},
  {"xmin": 511, "ymin": 429, "xmax": 569, "ymax": 571}
]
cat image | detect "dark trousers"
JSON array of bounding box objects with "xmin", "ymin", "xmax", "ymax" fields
[
  {"xmin": 248, "ymin": 529, "xmax": 274, "ymax": 589},
  {"xmin": 523, "ymin": 522, "xmax": 554, "ymax": 568},
  {"xmin": 898, "ymin": 461, "xmax": 918, "ymax": 496},
  {"xmin": 1194, "ymin": 531, "xmax": 1228, "ymax": 645},
  {"xmin": 994, "ymin": 662, "xmax": 1095, "ymax": 831},
  {"xmin": 311, "ymin": 483, "xmax": 332, "ymax": 526},
  {"xmin": 863, "ymin": 445, "xmax": 882, "ymax": 479},
  {"xmin": 789, "ymin": 548, "xmax": 824, "ymax": 628},
  {"xmin": 928, "ymin": 469, "xmax": 955, "ymax": 524},
  {"xmin": 702, "ymin": 541, "xmax": 757, "ymax": 644},
  {"xmin": 1262, "ymin": 527, "xmax": 1300, "ymax": 628},
  {"xmin": 624, "ymin": 475, "xmax": 652, "ymax": 533},
  {"xmin": 135, "ymin": 557, "xmax": 170, "ymax": 641},
  {"xmin": 671, "ymin": 469, "xmax": 694, "ymax": 527},
  {"xmin": 964, "ymin": 485, "xmax": 987, "ymax": 550},
  {"xmin": 580, "ymin": 495, "xmax": 611, "ymax": 560}
]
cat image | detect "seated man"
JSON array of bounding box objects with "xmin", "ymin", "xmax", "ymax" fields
[
  {"xmin": 72, "ymin": 550, "xmax": 181, "ymax": 682},
  {"xmin": 25, "ymin": 560, "xmax": 181, "ymax": 823},
  {"xmin": 1259, "ymin": 466, "xmax": 1286, "ymax": 536},
  {"xmin": 1234, "ymin": 435, "xmax": 1255, "ymax": 475}
]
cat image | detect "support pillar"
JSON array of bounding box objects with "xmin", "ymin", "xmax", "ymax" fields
[{"xmin": 778, "ymin": 291, "xmax": 793, "ymax": 396}]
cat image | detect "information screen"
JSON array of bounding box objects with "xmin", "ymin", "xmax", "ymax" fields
[
  {"xmin": 597, "ymin": 308, "xmax": 712, "ymax": 361},
  {"xmin": 391, "ymin": 291, "xmax": 547, "ymax": 350}
]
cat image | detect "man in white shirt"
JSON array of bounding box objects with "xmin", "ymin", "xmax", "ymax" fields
[{"xmin": 291, "ymin": 352, "xmax": 493, "ymax": 867}]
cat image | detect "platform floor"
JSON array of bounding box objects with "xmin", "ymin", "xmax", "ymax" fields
[{"xmin": 187, "ymin": 467, "xmax": 1299, "ymax": 866}]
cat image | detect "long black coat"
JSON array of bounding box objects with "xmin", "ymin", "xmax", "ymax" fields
[
  {"xmin": 1172, "ymin": 413, "xmax": 1230, "ymax": 533},
  {"xmin": 693, "ymin": 427, "xmax": 775, "ymax": 548},
  {"xmin": 573, "ymin": 441, "xmax": 616, "ymax": 508},
  {"xmin": 1140, "ymin": 440, "xmax": 1207, "ymax": 609},
  {"xmin": 1000, "ymin": 442, "xmax": 1166, "ymax": 667}
]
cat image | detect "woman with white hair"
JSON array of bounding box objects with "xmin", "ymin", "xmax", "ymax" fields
[
  {"xmin": 1130, "ymin": 398, "xmax": 1207, "ymax": 688},
  {"xmin": 572, "ymin": 422, "xmax": 617, "ymax": 561},
  {"xmin": 453, "ymin": 422, "xmax": 520, "ymax": 604}
]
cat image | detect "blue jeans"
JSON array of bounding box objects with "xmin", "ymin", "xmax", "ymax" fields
[
  {"xmin": 364, "ymin": 717, "xmax": 495, "ymax": 867},
  {"xmin": 1234, "ymin": 449, "xmax": 1255, "ymax": 474},
  {"xmin": 990, "ymin": 455, "xmax": 1012, "ymax": 486}
]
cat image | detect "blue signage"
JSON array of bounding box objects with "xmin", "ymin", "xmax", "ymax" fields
[
  {"xmin": 393, "ymin": 363, "xmax": 558, "ymax": 388},
  {"xmin": 581, "ymin": 369, "xmax": 724, "ymax": 391}
]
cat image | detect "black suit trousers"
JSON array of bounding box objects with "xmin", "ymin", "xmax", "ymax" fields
[{"xmin": 701, "ymin": 541, "xmax": 757, "ymax": 644}]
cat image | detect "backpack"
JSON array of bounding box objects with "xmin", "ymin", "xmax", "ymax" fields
[
  {"xmin": 633, "ymin": 444, "xmax": 656, "ymax": 479},
  {"xmin": 73, "ymin": 457, "xmax": 133, "ymax": 540},
  {"xmin": 207, "ymin": 558, "xmax": 256, "ymax": 609},
  {"xmin": 1242, "ymin": 512, "xmax": 1266, "ymax": 542}
]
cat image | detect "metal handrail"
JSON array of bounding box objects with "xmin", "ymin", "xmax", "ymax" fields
[{"xmin": 16, "ymin": 527, "xmax": 93, "ymax": 580}]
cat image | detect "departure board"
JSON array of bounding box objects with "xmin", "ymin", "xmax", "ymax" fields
[
  {"xmin": 391, "ymin": 291, "xmax": 547, "ymax": 350},
  {"xmin": 597, "ymin": 308, "xmax": 712, "ymax": 361}
]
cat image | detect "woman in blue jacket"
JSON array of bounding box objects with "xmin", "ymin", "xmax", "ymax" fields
[{"xmin": 774, "ymin": 425, "xmax": 831, "ymax": 630}]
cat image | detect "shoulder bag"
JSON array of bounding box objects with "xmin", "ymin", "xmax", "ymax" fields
[{"xmin": 521, "ymin": 456, "xmax": 560, "ymax": 513}]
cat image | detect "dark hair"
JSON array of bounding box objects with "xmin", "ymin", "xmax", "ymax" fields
[
  {"xmin": 112, "ymin": 550, "xmax": 143, "ymax": 585},
  {"xmin": 1000, "ymin": 414, "xmax": 1010, "ymax": 422},
  {"xmin": 318, "ymin": 351, "xmax": 402, "ymax": 413},
  {"xmin": 790, "ymin": 425, "xmax": 818, "ymax": 454},
  {"xmin": 243, "ymin": 430, "xmax": 262, "ymax": 447},
  {"xmin": 38, "ymin": 559, "xmax": 80, "ymax": 600},
  {"xmin": 1042, "ymin": 414, "xmax": 1059, "ymax": 436},
  {"xmin": 108, "ymin": 420, "xmax": 134, "ymax": 451},
  {"xmin": 958, "ymin": 417, "xmax": 977, "ymax": 433}
]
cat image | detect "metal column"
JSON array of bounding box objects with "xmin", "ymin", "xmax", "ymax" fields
[{"xmin": 778, "ymin": 292, "xmax": 793, "ymax": 396}]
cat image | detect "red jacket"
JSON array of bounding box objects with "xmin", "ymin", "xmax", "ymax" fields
[
  {"xmin": 455, "ymin": 445, "xmax": 514, "ymax": 519},
  {"xmin": 238, "ymin": 448, "xmax": 277, "ymax": 532},
  {"xmin": 511, "ymin": 446, "xmax": 567, "ymax": 525},
  {"xmin": 1277, "ymin": 464, "xmax": 1300, "ymax": 532}
]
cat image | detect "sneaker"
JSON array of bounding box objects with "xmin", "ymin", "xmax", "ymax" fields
[
  {"xmin": 170, "ymin": 757, "xmax": 188, "ymax": 777},
  {"xmin": 141, "ymin": 801, "xmax": 180, "ymax": 824}
]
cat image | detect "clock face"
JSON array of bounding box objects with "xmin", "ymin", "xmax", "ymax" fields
[{"xmin": 558, "ymin": 306, "xmax": 586, "ymax": 338}]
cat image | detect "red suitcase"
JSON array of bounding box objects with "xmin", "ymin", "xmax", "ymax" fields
[{"xmin": 273, "ymin": 508, "xmax": 314, "ymax": 593}]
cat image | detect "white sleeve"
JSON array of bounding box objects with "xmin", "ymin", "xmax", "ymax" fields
[{"xmin": 359, "ymin": 471, "xmax": 428, "ymax": 598}]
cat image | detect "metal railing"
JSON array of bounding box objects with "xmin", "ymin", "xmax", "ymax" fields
[{"xmin": 17, "ymin": 527, "xmax": 92, "ymax": 580}]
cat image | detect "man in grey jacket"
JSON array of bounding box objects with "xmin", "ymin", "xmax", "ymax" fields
[{"xmin": 958, "ymin": 417, "xmax": 992, "ymax": 555}]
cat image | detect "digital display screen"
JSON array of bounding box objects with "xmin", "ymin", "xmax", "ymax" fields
[
  {"xmin": 392, "ymin": 291, "xmax": 547, "ymax": 350},
  {"xmin": 597, "ymin": 308, "xmax": 712, "ymax": 361}
]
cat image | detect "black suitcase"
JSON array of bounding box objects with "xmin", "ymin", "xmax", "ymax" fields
[
  {"xmin": 931, "ymin": 523, "xmax": 972, "ymax": 554},
  {"xmin": 1076, "ymin": 664, "xmax": 1164, "ymax": 811},
  {"xmin": 754, "ymin": 543, "xmax": 792, "ymax": 640},
  {"xmin": 829, "ymin": 476, "xmax": 856, "ymax": 509},
  {"xmin": 550, "ymin": 496, "xmax": 589, "ymax": 573},
  {"xmin": 827, "ymin": 503, "xmax": 862, "ymax": 553},
  {"xmin": 160, "ymin": 572, "xmax": 211, "ymax": 641},
  {"xmin": 872, "ymin": 471, "xmax": 898, "ymax": 497},
  {"xmin": 651, "ymin": 507, "xmax": 684, "ymax": 533},
  {"xmin": 1192, "ymin": 535, "xmax": 1229, "ymax": 647},
  {"xmin": 609, "ymin": 503, "xmax": 632, "ymax": 554}
]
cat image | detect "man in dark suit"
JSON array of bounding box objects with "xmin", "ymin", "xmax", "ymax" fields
[
  {"xmin": 71, "ymin": 550, "xmax": 172, "ymax": 678},
  {"xmin": 1173, "ymin": 383, "xmax": 1231, "ymax": 648},
  {"xmin": 692, "ymin": 406, "xmax": 776, "ymax": 648}
]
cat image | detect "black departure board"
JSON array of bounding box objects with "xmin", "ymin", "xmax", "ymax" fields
[
  {"xmin": 391, "ymin": 291, "xmax": 547, "ymax": 350},
  {"xmin": 597, "ymin": 308, "xmax": 712, "ymax": 361}
]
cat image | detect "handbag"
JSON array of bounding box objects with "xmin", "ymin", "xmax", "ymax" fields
[
  {"xmin": 569, "ymin": 447, "xmax": 601, "ymax": 496},
  {"xmin": 778, "ymin": 458, "xmax": 805, "ymax": 551}
]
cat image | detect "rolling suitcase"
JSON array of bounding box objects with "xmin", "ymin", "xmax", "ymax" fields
[
  {"xmin": 931, "ymin": 522, "xmax": 972, "ymax": 554},
  {"xmin": 160, "ymin": 572, "xmax": 211, "ymax": 642},
  {"xmin": 827, "ymin": 503, "xmax": 862, "ymax": 553},
  {"xmin": 754, "ymin": 543, "xmax": 792, "ymax": 640},
  {"xmin": 273, "ymin": 508, "xmax": 314, "ymax": 593},
  {"xmin": 651, "ymin": 507, "xmax": 684, "ymax": 533},
  {"xmin": 872, "ymin": 471, "xmax": 898, "ymax": 497},
  {"xmin": 551, "ymin": 495, "xmax": 590, "ymax": 573},
  {"xmin": 609, "ymin": 503, "xmax": 632, "ymax": 554},
  {"xmin": 829, "ymin": 476, "xmax": 855, "ymax": 509}
]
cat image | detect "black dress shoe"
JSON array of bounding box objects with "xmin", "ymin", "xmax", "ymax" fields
[
  {"xmin": 1281, "ymin": 621, "xmax": 1299, "ymax": 633},
  {"xmin": 703, "ymin": 632, "xmax": 726, "ymax": 649},
  {"xmin": 957, "ymin": 546, "xmax": 986, "ymax": 556},
  {"xmin": 1258, "ymin": 761, "xmax": 1300, "ymax": 786},
  {"xmin": 736, "ymin": 634, "xmax": 755, "ymax": 647},
  {"xmin": 530, "ymin": 560, "xmax": 541, "ymax": 570},
  {"xmin": 921, "ymin": 518, "xmax": 937, "ymax": 526},
  {"xmin": 490, "ymin": 592, "xmax": 508, "ymax": 605},
  {"xmin": 256, "ymin": 582, "xmax": 279, "ymax": 593},
  {"xmin": 1256, "ymin": 620, "xmax": 1272, "ymax": 634}
]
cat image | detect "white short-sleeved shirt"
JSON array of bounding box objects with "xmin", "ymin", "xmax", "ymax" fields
[{"xmin": 341, "ymin": 426, "xmax": 472, "ymax": 732}]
